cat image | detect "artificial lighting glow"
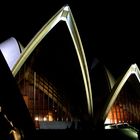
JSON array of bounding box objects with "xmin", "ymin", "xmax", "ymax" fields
[
  {"xmin": 48, "ymin": 115, "xmax": 53, "ymax": 122},
  {"xmin": 47, "ymin": 112, "xmax": 53, "ymax": 121},
  {"xmin": 35, "ymin": 117, "xmax": 39, "ymax": 121},
  {"xmin": 43, "ymin": 117, "xmax": 47, "ymax": 121},
  {"xmin": 114, "ymin": 119, "xmax": 117, "ymax": 124},
  {"xmin": 104, "ymin": 118, "xmax": 111, "ymax": 124}
]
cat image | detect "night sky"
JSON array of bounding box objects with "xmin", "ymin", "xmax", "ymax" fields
[
  {"xmin": 0, "ymin": 1, "xmax": 139, "ymax": 77},
  {"xmin": 0, "ymin": 1, "xmax": 140, "ymax": 116}
]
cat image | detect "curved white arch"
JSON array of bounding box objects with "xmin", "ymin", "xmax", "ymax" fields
[
  {"xmin": 104, "ymin": 67, "xmax": 116, "ymax": 90},
  {"xmin": 0, "ymin": 37, "xmax": 22, "ymax": 70},
  {"xmin": 103, "ymin": 63, "xmax": 140, "ymax": 121},
  {"xmin": 12, "ymin": 5, "xmax": 93, "ymax": 116}
]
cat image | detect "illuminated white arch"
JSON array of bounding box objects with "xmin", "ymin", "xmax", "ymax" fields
[
  {"xmin": 104, "ymin": 67, "xmax": 116, "ymax": 90},
  {"xmin": 103, "ymin": 63, "xmax": 140, "ymax": 122},
  {"xmin": 0, "ymin": 37, "xmax": 23, "ymax": 70},
  {"xmin": 12, "ymin": 5, "xmax": 93, "ymax": 116}
]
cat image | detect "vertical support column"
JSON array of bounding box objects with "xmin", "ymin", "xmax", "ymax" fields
[
  {"xmin": 48, "ymin": 81, "xmax": 50, "ymax": 121},
  {"xmin": 33, "ymin": 72, "xmax": 36, "ymax": 118},
  {"xmin": 42, "ymin": 77, "xmax": 45, "ymax": 119}
]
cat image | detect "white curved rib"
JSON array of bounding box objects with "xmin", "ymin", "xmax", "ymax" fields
[
  {"xmin": 0, "ymin": 37, "xmax": 22, "ymax": 70},
  {"xmin": 105, "ymin": 67, "xmax": 116, "ymax": 90},
  {"xmin": 12, "ymin": 5, "xmax": 93, "ymax": 116},
  {"xmin": 103, "ymin": 63, "xmax": 140, "ymax": 121}
]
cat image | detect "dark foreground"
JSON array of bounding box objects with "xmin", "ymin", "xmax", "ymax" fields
[{"xmin": 35, "ymin": 128, "xmax": 139, "ymax": 140}]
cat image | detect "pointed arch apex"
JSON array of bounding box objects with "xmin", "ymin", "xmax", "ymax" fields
[
  {"xmin": 12, "ymin": 4, "xmax": 93, "ymax": 116},
  {"xmin": 63, "ymin": 5, "xmax": 70, "ymax": 11},
  {"xmin": 103, "ymin": 63, "xmax": 140, "ymax": 122}
]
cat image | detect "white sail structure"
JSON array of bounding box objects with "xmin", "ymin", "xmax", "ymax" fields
[
  {"xmin": 11, "ymin": 5, "xmax": 93, "ymax": 116},
  {"xmin": 103, "ymin": 63, "xmax": 140, "ymax": 122},
  {"xmin": 0, "ymin": 37, "xmax": 23, "ymax": 70}
]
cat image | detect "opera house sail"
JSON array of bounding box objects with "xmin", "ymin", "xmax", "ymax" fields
[
  {"xmin": 0, "ymin": 5, "xmax": 93, "ymax": 131},
  {"xmin": 0, "ymin": 4, "xmax": 140, "ymax": 140},
  {"xmin": 103, "ymin": 64, "xmax": 140, "ymax": 128}
]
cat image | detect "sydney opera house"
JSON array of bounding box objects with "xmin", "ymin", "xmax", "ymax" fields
[{"xmin": 0, "ymin": 5, "xmax": 140, "ymax": 140}]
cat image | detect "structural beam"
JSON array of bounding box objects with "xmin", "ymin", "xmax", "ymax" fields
[{"xmin": 12, "ymin": 5, "xmax": 93, "ymax": 116}]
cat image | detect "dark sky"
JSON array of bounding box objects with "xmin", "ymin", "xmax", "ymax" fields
[{"xmin": 0, "ymin": 1, "xmax": 139, "ymax": 77}]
